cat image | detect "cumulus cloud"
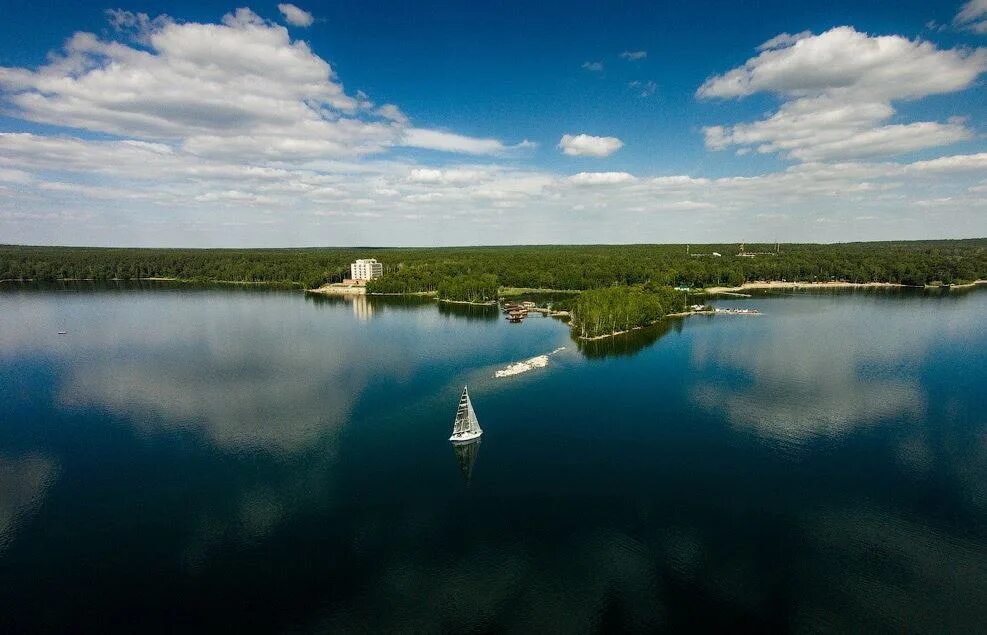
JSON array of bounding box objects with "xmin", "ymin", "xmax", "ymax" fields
[
  {"xmin": 3, "ymin": 129, "xmax": 987, "ymax": 244},
  {"xmin": 0, "ymin": 9, "xmax": 380, "ymax": 156},
  {"xmin": 4, "ymin": 126, "xmax": 987, "ymax": 243},
  {"xmin": 567, "ymin": 171, "xmax": 636, "ymax": 185},
  {"xmin": 698, "ymin": 27, "xmax": 985, "ymax": 100},
  {"xmin": 0, "ymin": 9, "xmax": 517, "ymax": 161},
  {"xmin": 620, "ymin": 50, "xmax": 647, "ymax": 60},
  {"xmin": 582, "ymin": 61, "xmax": 603, "ymax": 72},
  {"xmin": 407, "ymin": 168, "xmax": 490, "ymax": 185},
  {"xmin": 558, "ymin": 134, "xmax": 624, "ymax": 157},
  {"xmin": 698, "ymin": 27, "xmax": 987, "ymax": 161},
  {"xmin": 277, "ymin": 3, "xmax": 314, "ymax": 27},
  {"xmin": 402, "ymin": 129, "xmax": 534, "ymax": 155},
  {"xmin": 955, "ymin": 0, "xmax": 987, "ymax": 33},
  {"xmin": 1, "ymin": 12, "xmax": 986, "ymax": 245}
]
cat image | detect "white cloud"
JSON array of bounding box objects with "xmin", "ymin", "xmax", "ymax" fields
[
  {"xmin": 620, "ymin": 50, "xmax": 647, "ymax": 61},
  {"xmin": 756, "ymin": 31, "xmax": 812, "ymax": 51},
  {"xmin": 955, "ymin": 0, "xmax": 987, "ymax": 33},
  {"xmin": 105, "ymin": 8, "xmax": 171, "ymax": 43},
  {"xmin": 0, "ymin": 9, "xmax": 519, "ymax": 162},
  {"xmin": 629, "ymin": 80, "xmax": 657, "ymax": 97},
  {"xmin": 906, "ymin": 152, "xmax": 987, "ymax": 172},
  {"xmin": 2, "ymin": 12, "xmax": 986, "ymax": 245},
  {"xmin": 567, "ymin": 171, "xmax": 636, "ymax": 185},
  {"xmin": 277, "ymin": 3, "xmax": 314, "ymax": 27},
  {"xmin": 0, "ymin": 10, "xmax": 380, "ymax": 156},
  {"xmin": 582, "ymin": 61, "xmax": 603, "ymax": 72},
  {"xmin": 407, "ymin": 168, "xmax": 490, "ymax": 185},
  {"xmin": 2, "ymin": 128, "xmax": 986, "ymax": 244},
  {"xmin": 0, "ymin": 168, "xmax": 33, "ymax": 183},
  {"xmin": 376, "ymin": 104, "xmax": 409, "ymax": 124},
  {"xmin": 698, "ymin": 27, "xmax": 987, "ymax": 161},
  {"xmin": 703, "ymin": 98, "xmax": 973, "ymax": 161},
  {"xmin": 558, "ymin": 134, "xmax": 624, "ymax": 157},
  {"xmin": 698, "ymin": 27, "xmax": 985, "ymax": 100},
  {"xmin": 402, "ymin": 129, "xmax": 533, "ymax": 155}
]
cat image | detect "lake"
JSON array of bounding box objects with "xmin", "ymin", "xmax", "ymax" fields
[{"xmin": 1, "ymin": 283, "xmax": 986, "ymax": 632}]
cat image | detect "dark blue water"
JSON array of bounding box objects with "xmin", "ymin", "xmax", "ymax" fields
[{"xmin": 1, "ymin": 283, "xmax": 986, "ymax": 632}]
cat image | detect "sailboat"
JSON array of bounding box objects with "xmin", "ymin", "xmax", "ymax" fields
[{"xmin": 449, "ymin": 385, "xmax": 483, "ymax": 444}]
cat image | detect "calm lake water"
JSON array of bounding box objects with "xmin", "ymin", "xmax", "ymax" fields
[{"xmin": 1, "ymin": 283, "xmax": 986, "ymax": 632}]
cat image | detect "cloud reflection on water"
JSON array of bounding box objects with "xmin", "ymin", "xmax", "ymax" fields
[
  {"xmin": 10, "ymin": 290, "xmax": 400, "ymax": 453},
  {"xmin": 687, "ymin": 296, "xmax": 952, "ymax": 444}
]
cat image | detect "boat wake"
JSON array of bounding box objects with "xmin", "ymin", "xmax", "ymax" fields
[{"xmin": 494, "ymin": 347, "xmax": 565, "ymax": 378}]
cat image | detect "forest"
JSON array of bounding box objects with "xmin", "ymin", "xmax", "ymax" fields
[
  {"xmin": 568, "ymin": 285, "xmax": 685, "ymax": 338},
  {"xmin": 435, "ymin": 274, "xmax": 499, "ymax": 304},
  {"xmin": 2, "ymin": 240, "xmax": 985, "ymax": 293}
]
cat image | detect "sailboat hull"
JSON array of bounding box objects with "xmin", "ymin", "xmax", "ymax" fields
[{"xmin": 449, "ymin": 430, "xmax": 483, "ymax": 444}]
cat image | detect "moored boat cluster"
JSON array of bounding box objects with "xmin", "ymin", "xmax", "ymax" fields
[{"xmin": 502, "ymin": 300, "xmax": 536, "ymax": 322}]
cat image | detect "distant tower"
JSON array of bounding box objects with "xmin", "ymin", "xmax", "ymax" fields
[{"xmin": 686, "ymin": 244, "xmax": 690, "ymax": 255}]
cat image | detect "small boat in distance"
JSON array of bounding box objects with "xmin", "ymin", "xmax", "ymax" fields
[{"xmin": 449, "ymin": 385, "xmax": 483, "ymax": 444}]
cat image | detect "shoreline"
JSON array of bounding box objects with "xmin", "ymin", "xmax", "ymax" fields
[
  {"xmin": 436, "ymin": 298, "xmax": 496, "ymax": 306},
  {"xmin": 948, "ymin": 279, "xmax": 987, "ymax": 289},
  {"xmin": 576, "ymin": 311, "xmax": 700, "ymax": 341},
  {"xmin": 0, "ymin": 276, "xmax": 298, "ymax": 287},
  {"xmin": 703, "ymin": 280, "xmax": 987, "ymax": 294},
  {"xmin": 498, "ymin": 287, "xmax": 582, "ymax": 297},
  {"xmin": 525, "ymin": 306, "xmax": 571, "ymax": 318},
  {"xmin": 6, "ymin": 276, "xmax": 984, "ymax": 300},
  {"xmin": 704, "ymin": 281, "xmax": 902, "ymax": 294},
  {"xmin": 576, "ymin": 307, "xmax": 767, "ymax": 340},
  {"xmin": 308, "ymin": 283, "xmax": 367, "ymax": 295}
]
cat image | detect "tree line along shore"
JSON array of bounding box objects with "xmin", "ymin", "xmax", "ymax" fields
[{"xmin": 3, "ymin": 240, "xmax": 985, "ymax": 339}]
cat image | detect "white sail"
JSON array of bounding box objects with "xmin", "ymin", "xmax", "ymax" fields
[{"xmin": 450, "ymin": 386, "xmax": 483, "ymax": 443}]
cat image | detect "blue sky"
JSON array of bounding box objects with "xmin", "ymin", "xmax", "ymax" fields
[{"xmin": 0, "ymin": 1, "xmax": 985, "ymax": 246}]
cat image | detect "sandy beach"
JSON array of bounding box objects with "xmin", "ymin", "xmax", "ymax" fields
[
  {"xmin": 948, "ymin": 279, "xmax": 987, "ymax": 289},
  {"xmin": 308, "ymin": 283, "xmax": 366, "ymax": 295},
  {"xmin": 704, "ymin": 281, "xmax": 906, "ymax": 294}
]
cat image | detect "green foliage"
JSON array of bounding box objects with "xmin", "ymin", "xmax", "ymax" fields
[
  {"xmin": 1, "ymin": 240, "xmax": 985, "ymax": 290},
  {"xmin": 570, "ymin": 285, "xmax": 682, "ymax": 338},
  {"xmin": 366, "ymin": 266, "xmax": 435, "ymax": 294},
  {"xmin": 436, "ymin": 274, "xmax": 499, "ymax": 303}
]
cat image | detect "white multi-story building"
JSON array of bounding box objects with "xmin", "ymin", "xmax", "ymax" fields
[{"xmin": 350, "ymin": 258, "xmax": 383, "ymax": 281}]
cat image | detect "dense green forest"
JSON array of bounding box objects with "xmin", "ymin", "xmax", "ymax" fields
[
  {"xmin": 2, "ymin": 240, "xmax": 985, "ymax": 292},
  {"xmin": 569, "ymin": 285, "xmax": 685, "ymax": 338},
  {"xmin": 436, "ymin": 274, "xmax": 499, "ymax": 303}
]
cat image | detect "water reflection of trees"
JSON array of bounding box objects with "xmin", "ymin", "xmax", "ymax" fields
[
  {"xmin": 305, "ymin": 293, "xmax": 498, "ymax": 322},
  {"xmin": 573, "ymin": 317, "xmax": 685, "ymax": 359},
  {"xmin": 305, "ymin": 292, "xmax": 435, "ymax": 317},
  {"xmin": 437, "ymin": 301, "xmax": 498, "ymax": 322}
]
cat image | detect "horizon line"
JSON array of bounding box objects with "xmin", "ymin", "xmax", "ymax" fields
[{"xmin": 3, "ymin": 237, "xmax": 987, "ymax": 251}]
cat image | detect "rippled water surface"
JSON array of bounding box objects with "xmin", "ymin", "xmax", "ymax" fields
[{"xmin": 1, "ymin": 283, "xmax": 986, "ymax": 632}]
